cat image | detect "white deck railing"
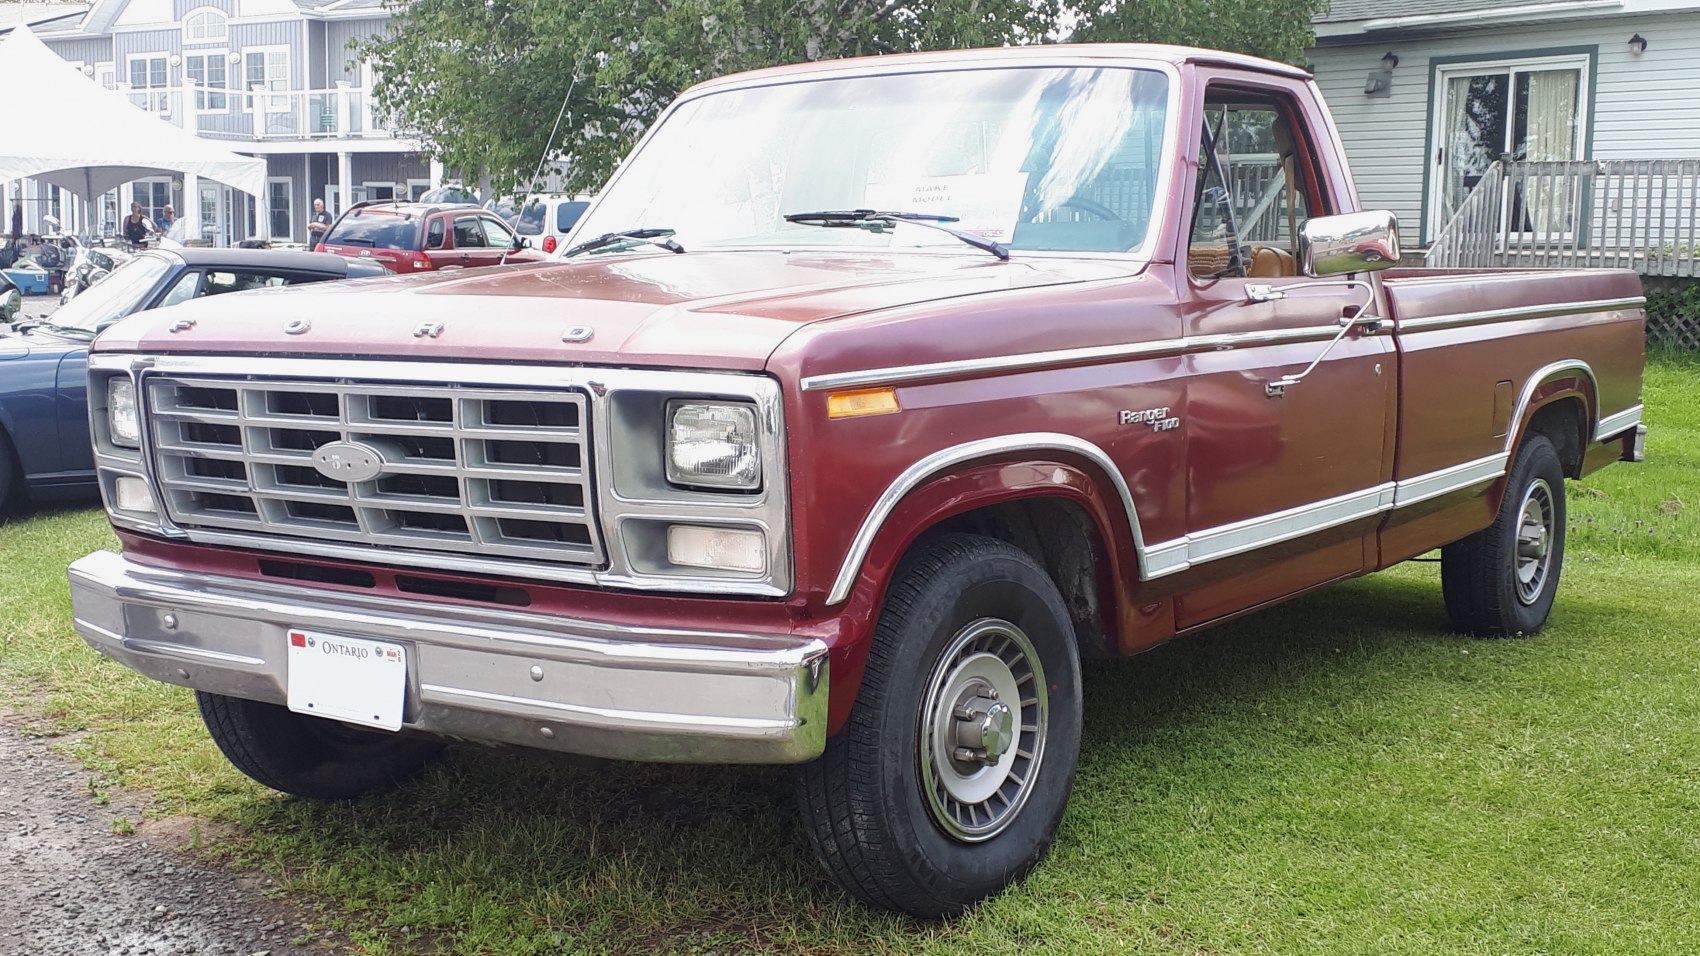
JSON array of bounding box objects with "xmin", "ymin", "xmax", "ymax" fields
[
  {"xmin": 119, "ymin": 84, "xmax": 402, "ymax": 142},
  {"xmin": 1427, "ymin": 159, "xmax": 1700, "ymax": 277}
]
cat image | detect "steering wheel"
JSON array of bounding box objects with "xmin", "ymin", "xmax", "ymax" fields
[{"xmin": 1058, "ymin": 196, "xmax": 1122, "ymax": 221}]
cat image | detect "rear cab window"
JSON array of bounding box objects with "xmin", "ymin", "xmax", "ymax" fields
[
  {"xmin": 324, "ymin": 213, "xmax": 420, "ymax": 251},
  {"xmin": 515, "ymin": 202, "xmax": 547, "ymax": 236},
  {"xmin": 556, "ymin": 201, "xmax": 589, "ymax": 233}
]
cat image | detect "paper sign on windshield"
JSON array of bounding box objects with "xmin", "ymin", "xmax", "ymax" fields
[{"xmin": 864, "ymin": 172, "xmax": 1028, "ymax": 243}]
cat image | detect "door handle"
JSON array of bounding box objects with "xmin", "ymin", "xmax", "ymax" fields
[{"xmin": 1265, "ymin": 313, "xmax": 1383, "ymax": 398}]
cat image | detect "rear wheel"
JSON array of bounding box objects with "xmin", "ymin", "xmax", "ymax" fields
[
  {"xmin": 197, "ymin": 692, "xmax": 443, "ymax": 799},
  {"xmin": 1442, "ymin": 434, "xmax": 1567, "ymax": 636},
  {"xmin": 794, "ymin": 534, "xmax": 1082, "ymax": 917}
]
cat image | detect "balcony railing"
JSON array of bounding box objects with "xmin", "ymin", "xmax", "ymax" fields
[
  {"xmin": 119, "ymin": 84, "xmax": 404, "ymax": 142},
  {"xmin": 1428, "ymin": 159, "xmax": 1700, "ymax": 277}
]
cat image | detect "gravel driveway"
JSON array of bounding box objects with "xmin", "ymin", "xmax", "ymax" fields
[{"xmin": 0, "ymin": 715, "xmax": 341, "ymax": 956}]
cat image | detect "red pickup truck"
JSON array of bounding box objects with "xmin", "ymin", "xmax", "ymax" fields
[{"xmin": 69, "ymin": 44, "xmax": 1646, "ymax": 916}]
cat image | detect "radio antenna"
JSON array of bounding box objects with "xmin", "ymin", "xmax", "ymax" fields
[{"xmin": 530, "ymin": 45, "xmax": 592, "ymax": 191}]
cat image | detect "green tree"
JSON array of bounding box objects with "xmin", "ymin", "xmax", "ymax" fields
[
  {"xmin": 1069, "ymin": 0, "xmax": 1330, "ymax": 65},
  {"xmin": 356, "ymin": 0, "xmax": 1061, "ymax": 194}
]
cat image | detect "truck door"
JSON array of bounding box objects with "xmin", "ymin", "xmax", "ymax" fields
[{"xmin": 1173, "ymin": 84, "xmax": 1396, "ymax": 628}]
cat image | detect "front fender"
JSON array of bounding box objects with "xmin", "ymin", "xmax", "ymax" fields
[{"xmin": 820, "ymin": 452, "xmax": 1147, "ymax": 734}]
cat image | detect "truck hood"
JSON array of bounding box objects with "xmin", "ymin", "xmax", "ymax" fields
[{"xmin": 92, "ymin": 251, "xmax": 1136, "ymax": 370}]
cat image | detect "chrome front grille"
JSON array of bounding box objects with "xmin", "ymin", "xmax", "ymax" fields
[{"xmin": 146, "ymin": 376, "xmax": 601, "ymax": 565}]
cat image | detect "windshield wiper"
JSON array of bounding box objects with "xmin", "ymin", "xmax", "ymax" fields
[
  {"xmin": 563, "ymin": 228, "xmax": 685, "ymax": 258},
  {"xmin": 783, "ymin": 209, "xmax": 1009, "ymax": 261}
]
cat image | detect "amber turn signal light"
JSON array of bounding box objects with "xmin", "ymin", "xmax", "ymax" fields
[{"xmin": 827, "ymin": 387, "xmax": 901, "ymax": 419}]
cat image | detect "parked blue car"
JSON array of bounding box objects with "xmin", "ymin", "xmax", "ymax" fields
[{"xmin": 0, "ymin": 248, "xmax": 387, "ymax": 511}]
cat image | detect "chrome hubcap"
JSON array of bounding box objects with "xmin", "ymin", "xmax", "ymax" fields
[
  {"xmin": 919, "ymin": 618, "xmax": 1047, "ymax": 842},
  {"xmin": 1515, "ymin": 477, "xmax": 1556, "ymax": 605}
]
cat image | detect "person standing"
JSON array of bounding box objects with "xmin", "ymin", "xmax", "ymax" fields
[
  {"xmin": 307, "ymin": 198, "xmax": 333, "ymax": 249},
  {"xmin": 155, "ymin": 205, "xmax": 176, "ymax": 234},
  {"xmin": 122, "ymin": 201, "xmax": 157, "ymax": 247}
]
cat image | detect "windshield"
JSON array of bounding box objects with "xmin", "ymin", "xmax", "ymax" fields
[
  {"xmin": 569, "ymin": 66, "xmax": 1170, "ymax": 258},
  {"xmin": 323, "ymin": 213, "xmax": 419, "ymax": 249},
  {"xmin": 50, "ymin": 253, "xmax": 175, "ymax": 333}
]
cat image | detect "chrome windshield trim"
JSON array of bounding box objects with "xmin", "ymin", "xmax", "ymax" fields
[
  {"xmin": 1594, "ymin": 404, "xmax": 1644, "ymax": 442},
  {"xmin": 800, "ymin": 324, "xmax": 1346, "ymax": 393},
  {"xmin": 824, "ymin": 433, "xmax": 1147, "ymax": 606},
  {"xmin": 584, "ymin": 57, "xmax": 1184, "ymax": 268},
  {"xmin": 1395, "ymin": 297, "xmax": 1645, "ymax": 333}
]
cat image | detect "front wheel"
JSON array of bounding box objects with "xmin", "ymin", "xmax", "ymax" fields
[
  {"xmin": 1441, "ymin": 434, "xmax": 1567, "ymax": 636},
  {"xmin": 794, "ymin": 534, "xmax": 1082, "ymax": 917},
  {"xmin": 197, "ymin": 692, "xmax": 443, "ymax": 799}
]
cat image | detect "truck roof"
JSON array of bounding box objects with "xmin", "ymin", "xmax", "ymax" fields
[{"xmin": 686, "ymin": 43, "xmax": 1311, "ymax": 96}]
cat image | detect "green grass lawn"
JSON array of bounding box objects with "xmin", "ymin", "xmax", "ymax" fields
[{"xmin": 2, "ymin": 352, "xmax": 1697, "ymax": 955}]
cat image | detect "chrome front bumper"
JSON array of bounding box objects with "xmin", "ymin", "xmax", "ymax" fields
[{"xmin": 67, "ymin": 550, "xmax": 829, "ymax": 764}]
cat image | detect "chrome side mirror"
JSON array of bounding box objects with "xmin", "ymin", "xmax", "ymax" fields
[{"xmin": 1300, "ymin": 210, "xmax": 1400, "ymax": 277}]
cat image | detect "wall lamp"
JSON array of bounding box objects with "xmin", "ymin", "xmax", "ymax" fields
[
  {"xmin": 1366, "ymin": 51, "xmax": 1398, "ymax": 97},
  {"xmin": 1628, "ymin": 33, "xmax": 1647, "ymax": 55}
]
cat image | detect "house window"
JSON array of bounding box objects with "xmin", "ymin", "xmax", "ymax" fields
[
  {"xmin": 1429, "ymin": 51, "xmax": 1592, "ymax": 241},
  {"xmin": 132, "ymin": 180, "xmax": 172, "ymax": 225},
  {"xmin": 268, "ymin": 179, "xmax": 294, "ymax": 241},
  {"xmin": 96, "ymin": 62, "xmax": 114, "ymax": 90},
  {"xmin": 128, "ymin": 54, "xmax": 168, "ymax": 110},
  {"xmin": 244, "ymin": 49, "xmax": 290, "ymax": 110},
  {"xmin": 185, "ymin": 53, "xmax": 228, "ymax": 110},
  {"xmin": 183, "ymin": 8, "xmax": 228, "ymax": 43}
]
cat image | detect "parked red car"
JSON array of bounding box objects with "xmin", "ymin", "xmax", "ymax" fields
[{"xmin": 315, "ymin": 200, "xmax": 547, "ymax": 272}]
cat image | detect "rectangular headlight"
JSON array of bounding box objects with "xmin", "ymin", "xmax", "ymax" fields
[
  {"xmin": 666, "ymin": 401, "xmax": 760, "ymax": 490},
  {"xmin": 108, "ymin": 378, "xmax": 139, "ymax": 447}
]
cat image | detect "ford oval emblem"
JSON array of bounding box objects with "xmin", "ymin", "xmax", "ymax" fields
[
  {"xmin": 283, "ymin": 317, "xmax": 311, "ymax": 335},
  {"xmin": 311, "ymin": 440, "xmax": 385, "ymax": 483}
]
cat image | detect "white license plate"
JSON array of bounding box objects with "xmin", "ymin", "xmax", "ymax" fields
[{"xmin": 286, "ymin": 629, "xmax": 408, "ymax": 732}]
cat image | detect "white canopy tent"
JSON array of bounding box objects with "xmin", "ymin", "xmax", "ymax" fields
[{"xmin": 0, "ymin": 24, "xmax": 266, "ymax": 239}]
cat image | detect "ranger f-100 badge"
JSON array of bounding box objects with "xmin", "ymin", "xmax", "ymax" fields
[{"xmin": 1118, "ymin": 406, "xmax": 1180, "ymax": 431}]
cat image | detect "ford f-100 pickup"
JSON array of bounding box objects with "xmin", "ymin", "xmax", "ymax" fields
[{"xmin": 68, "ymin": 44, "xmax": 1647, "ymax": 916}]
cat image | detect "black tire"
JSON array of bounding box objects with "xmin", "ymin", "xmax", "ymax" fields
[
  {"xmin": 794, "ymin": 533, "xmax": 1083, "ymax": 918},
  {"xmin": 196, "ymin": 691, "xmax": 443, "ymax": 799},
  {"xmin": 1441, "ymin": 434, "xmax": 1567, "ymax": 636},
  {"xmin": 0, "ymin": 430, "xmax": 19, "ymax": 515}
]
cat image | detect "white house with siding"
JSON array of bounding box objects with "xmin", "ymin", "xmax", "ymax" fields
[
  {"xmin": 4, "ymin": 0, "xmax": 438, "ymax": 245},
  {"xmin": 1308, "ymin": 0, "xmax": 1700, "ymax": 253}
]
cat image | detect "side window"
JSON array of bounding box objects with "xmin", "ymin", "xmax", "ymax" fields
[
  {"xmin": 159, "ymin": 271, "xmax": 202, "ymax": 307},
  {"xmin": 201, "ymin": 271, "xmax": 290, "ymax": 295},
  {"xmin": 482, "ymin": 216, "xmax": 517, "ymax": 248},
  {"xmin": 1187, "ymin": 97, "xmax": 1317, "ymax": 280},
  {"xmin": 452, "ymin": 216, "xmax": 488, "ymax": 248},
  {"xmin": 425, "ymin": 217, "xmax": 446, "ymax": 249}
]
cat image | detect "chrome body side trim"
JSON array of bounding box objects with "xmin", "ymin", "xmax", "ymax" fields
[
  {"xmin": 1149, "ymin": 483, "xmax": 1398, "ymax": 573},
  {"xmin": 1392, "ymin": 453, "xmax": 1509, "ymax": 508},
  {"xmin": 1395, "ymin": 297, "xmax": 1644, "ymax": 333},
  {"xmin": 800, "ymin": 324, "xmax": 1348, "ymax": 393},
  {"xmin": 822, "ymin": 433, "xmax": 1148, "ymax": 606},
  {"xmin": 66, "ymin": 550, "xmax": 829, "ymax": 764},
  {"xmin": 1594, "ymin": 404, "xmax": 1644, "ymax": 442},
  {"xmin": 800, "ymin": 299, "xmax": 1639, "ymax": 395}
]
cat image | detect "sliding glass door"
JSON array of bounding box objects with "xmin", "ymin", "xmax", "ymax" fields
[{"xmin": 1430, "ymin": 55, "xmax": 1589, "ymax": 242}]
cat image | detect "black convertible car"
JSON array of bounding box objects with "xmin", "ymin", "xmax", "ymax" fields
[{"xmin": 0, "ymin": 248, "xmax": 387, "ymax": 511}]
